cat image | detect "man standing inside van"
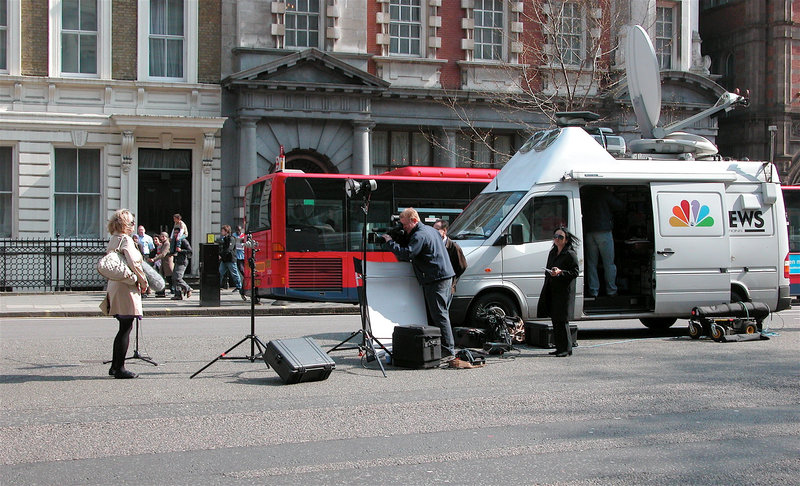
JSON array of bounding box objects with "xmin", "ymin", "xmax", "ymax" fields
[
  {"xmin": 383, "ymin": 208, "xmax": 457, "ymax": 360},
  {"xmin": 582, "ymin": 186, "xmax": 624, "ymax": 298}
]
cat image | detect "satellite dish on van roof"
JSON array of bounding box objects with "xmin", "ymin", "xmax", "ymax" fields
[{"xmin": 625, "ymin": 25, "xmax": 665, "ymax": 139}]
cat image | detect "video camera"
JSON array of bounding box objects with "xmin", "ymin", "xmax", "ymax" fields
[{"xmin": 367, "ymin": 215, "xmax": 407, "ymax": 245}]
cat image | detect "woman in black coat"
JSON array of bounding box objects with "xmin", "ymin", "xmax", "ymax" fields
[{"xmin": 536, "ymin": 227, "xmax": 580, "ymax": 357}]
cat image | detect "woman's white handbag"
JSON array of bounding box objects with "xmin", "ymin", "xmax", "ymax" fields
[{"xmin": 97, "ymin": 239, "xmax": 134, "ymax": 281}]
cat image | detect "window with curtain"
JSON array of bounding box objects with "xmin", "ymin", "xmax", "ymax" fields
[
  {"xmin": 474, "ymin": 0, "xmax": 503, "ymax": 61},
  {"xmin": 371, "ymin": 130, "xmax": 433, "ymax": 173},
  {"xmin": 149, "ymin": 0, "xmax": 184, "ymax": 78},
  {"xmin": 389, "ymin": 0, "xmax": 421, "ymax": 56},
  {"xmin": 456, "ymin": 133, "xmax": 513, "ymax": 169},
  {"xmin": 1, "ymin": 1, "xmax": 7, "ymax": 71},
  {"xmin": 655, "ymin": 5, "xmax": 675, "ymax": 70},
  {"xmin": 54, "ymin": 148, "xmax": 101, "ymax": 238},
  {"xmin": 285, "ymin": 0, "xmax": 320, "ymax": 48},
  {"xmin": 557, "ymin": 1, "xmax": 583, "ymax": 66},
  {"xmin": 0, "ymin": 147, "xmax": 11, "ymax": 237},
  {"xmin": 62, "ymin": 0, "xmax": 97, "ymax": 74}
]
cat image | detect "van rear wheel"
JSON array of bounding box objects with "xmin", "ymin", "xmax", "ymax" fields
[
  {"xmin": 639, "ymin": 317, "xmax": 678, "ymax": 330},
  {"xmin": 468, "ymin": 292, "xmax": 520, "ymax": 328}
]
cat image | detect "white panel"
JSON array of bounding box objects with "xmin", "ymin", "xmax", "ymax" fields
[{"xmin": 366, "ymin": 261, "xmax": 428, "ymax": 342}]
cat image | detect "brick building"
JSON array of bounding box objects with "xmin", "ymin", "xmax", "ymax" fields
[
  {"xmin": 1, "ymin": 0, "xmax": 225, "ymax": 275},
  {"xmin": 700, "ymin": 0, "xmax": 800, "ymax": 184}
]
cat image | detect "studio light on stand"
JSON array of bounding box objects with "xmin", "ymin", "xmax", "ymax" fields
[
  {"xmin": 328, "ymin": 178, "xmax": 391, "ymax": 377},
  {"xmin": 191, "ymin": 233, "xmax": 267, "ymax": 379}
]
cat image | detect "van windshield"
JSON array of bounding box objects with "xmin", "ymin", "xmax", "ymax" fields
[{"xmin": 449, "ymin": 191, "xmax": 525, "ymax": 240}]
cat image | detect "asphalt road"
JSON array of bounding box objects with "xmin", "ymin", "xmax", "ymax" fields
[{"xmin": 1, "ymin": 310, "xmax": 798, "ymax": 485}]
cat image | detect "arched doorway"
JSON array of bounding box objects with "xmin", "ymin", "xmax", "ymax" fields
[{"xmin": 285, "ymin": 149, "xmax": 338, "ymax": 174}]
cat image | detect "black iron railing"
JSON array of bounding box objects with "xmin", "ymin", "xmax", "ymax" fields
[{"xmin": 0, "ymin": 237, "xmax": 109, "ymax": 292}]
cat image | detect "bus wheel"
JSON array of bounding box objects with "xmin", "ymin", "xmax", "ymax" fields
[
  {"xmin": 468, "ymin": 292, "xmax": 520, "ymax": 328},
  {"xmin": 639, "ymin": 317, "xmax": 678, "ymax": 330}
]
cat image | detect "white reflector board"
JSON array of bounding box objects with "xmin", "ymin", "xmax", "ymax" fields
[{"xmin": 365, "ymin": 261, "xmax": 428, "ymax": 344}]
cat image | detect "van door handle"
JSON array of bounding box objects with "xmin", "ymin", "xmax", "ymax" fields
[{"xmin": 657, "ymin": 248, "xmax": 675, "ymax": 256}]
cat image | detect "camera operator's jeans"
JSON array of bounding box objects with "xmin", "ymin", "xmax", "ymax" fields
[{"xmin": 422, "ymin": 278, "xmax": 456, "ymax": 357}]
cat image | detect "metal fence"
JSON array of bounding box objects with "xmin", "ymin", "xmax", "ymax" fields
[{"xmin": 0, "ymin": 237, "xmax": 109, "ymax": 292}]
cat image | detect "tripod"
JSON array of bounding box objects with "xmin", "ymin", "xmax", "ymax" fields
[
  {"xmin": 191, "ymin": 237, "xmax": 267, "ymax": 378},
  {"xmin": 327, "ymin": 191, "xmax": 391, "ymax": 377},
  {"xmin": 104, "ymin": 317, "xmax": 158, "ymax": 367}
]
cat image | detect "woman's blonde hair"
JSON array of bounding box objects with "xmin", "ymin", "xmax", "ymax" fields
[{"xmin": 108, "ymin": 209, "xmax": 134, "ymax": 235}]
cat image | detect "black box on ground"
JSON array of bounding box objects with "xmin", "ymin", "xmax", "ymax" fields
[
  {"xmin": 453, "ymin": 327, "xmax": 487, "ymax": 348},
  {"xmin": 391, "ymin": 326, "xmax": 441, "ymax": 369},
  {"xmin": 264, "ymin": 337, "xmax": 336, "ymax": 384},
  {"xmin": 524, "ymin": 322, "xmax": 578, "ymax": 348}
]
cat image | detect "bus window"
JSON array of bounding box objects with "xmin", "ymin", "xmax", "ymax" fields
[
  {"xmin": 286, "ymin": 178, "xmax": 347, "ymax": 252},
  {"xmin": 246, "ymin": 180, "xmax": 271, "ymax": 232}
]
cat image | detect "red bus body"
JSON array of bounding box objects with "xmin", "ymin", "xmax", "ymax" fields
[
  {"xmin": 243, "ymin": 167, "xmax": 498, "ymax": 302},
  {"xmin": 783, "ymin": 185, "xmax": 800, "ymax": 297}
]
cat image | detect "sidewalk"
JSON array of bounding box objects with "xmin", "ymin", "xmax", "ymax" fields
[{"xmin": 0, "ymin": 289, "xmax": 358, "ymax": 318}]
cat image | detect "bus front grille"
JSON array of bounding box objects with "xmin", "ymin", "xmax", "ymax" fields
[{"xmin": 288, "ymin": 258, "xmax": 343, "ymax": 291}]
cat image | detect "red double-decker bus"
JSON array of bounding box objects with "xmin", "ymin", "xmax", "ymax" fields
[
  {"xmin": 243, "ymin": 167, "xmax": 498, "ymax": 302},
  {"xmin": 783, "ymin": 185, "xmax": 800, "ymax": 297}
]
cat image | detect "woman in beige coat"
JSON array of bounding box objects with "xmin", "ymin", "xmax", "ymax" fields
[{"xmin": 101, "ymin": 209, "xmax": 148, "ymax": 379}]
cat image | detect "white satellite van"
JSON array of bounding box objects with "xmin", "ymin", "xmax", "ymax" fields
[{"xmin": 447, "ymin": 26, "xmax": 792, "ymax": 329}]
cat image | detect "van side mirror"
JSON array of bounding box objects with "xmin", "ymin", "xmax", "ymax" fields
[{"xmin": 510, "ymin": 224, "xmax": 525, "ymax": 245}]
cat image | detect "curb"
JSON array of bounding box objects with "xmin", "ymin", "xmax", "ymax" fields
[{"xmin": 1, "ymin": 305, "xmax": 360, "ymax": 319}]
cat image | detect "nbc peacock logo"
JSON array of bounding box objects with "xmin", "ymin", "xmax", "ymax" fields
[{"xmin": 669, "ymin": 199, "xmax": 715, "ymax": 227}]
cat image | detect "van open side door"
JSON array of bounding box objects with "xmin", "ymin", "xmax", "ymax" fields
[{"xmin": 650, "ymin": 183, "xmax": 731, "ymax": 314}]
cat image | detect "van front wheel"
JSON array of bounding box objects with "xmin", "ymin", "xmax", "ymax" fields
[
  {"xmin": 640, "ymin": 317, "xmax": 678, "ymax": 330},
  {"xmin": 468, "ymin": 292, "xmax": 520, "ymax": 328}
]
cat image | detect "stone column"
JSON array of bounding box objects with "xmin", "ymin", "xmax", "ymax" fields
[
  {"xmin": 238, "ymin": 117, "xmax": 259, "ymax": 192},
  {"xmin": 352, "ymin": 121, "xmax": 373, "ymax": 175}
]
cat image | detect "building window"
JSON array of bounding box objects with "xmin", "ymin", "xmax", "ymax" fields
[
  {"xmin": 474, "ymin": 0, "xmax": 503, "ymax": 61},
  {"xmin": 285, "ymin": 0, "xmax": 320, "ymax": 48},
  {"xmin": 457, "ymin": 133, "xmax": 512, "ymax": 168},
  {"xmin": 389, "ymin": 0, "xmax": 421, "ymax": 56},
  {"xmin": 0, "ymin": 1, "xmax": 7, "ymax": 71},
  {"xmin": 149, "ymin": 0, "xmax": 184, "ymax": 78},
  {"xmin": 61, "ymin": 0, "xmax": 97, "ymax": 75},
  {"xmin": 54, "ymin": 148, "xmax": 101, "ymax": 238},
  {"xmin": 0, "ymin": 147, "xmax": 11, "ymax": 237},
  {"xmin": 556, "ymin": 1, "xmax": 583, "ymax": 66},
  {"xmin": 655, "ymin": 5, "xmax": 674, "ymax": 70},
  {"xmin": 371, "ymin": 130, "xmax": 432, "ymax": 173}
]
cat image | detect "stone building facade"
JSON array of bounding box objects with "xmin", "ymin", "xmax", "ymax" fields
[
  {"xmin": 1, "ymin": 0, "xmax": 225, "ymax": 275},
  {"xmin": 700, "ymin": 0, "xmax": 800, "ymax": 184},
  {"xmin": 219, "ymin": 0, "xmax": 725, "ymax": 223}
]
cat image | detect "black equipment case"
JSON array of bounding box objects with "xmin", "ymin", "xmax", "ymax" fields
[
  {"xmin": 453, "ymin": 327, "xmax": 487, "ymax": 348},
  {"xmin": 264, "ymin": 337, "xmax": 335, "ymax": 384},
  {"xmin": 524, "ymin": 322, "xmax": 578, "ymax": 348},
  {"xmin": 391, "ymin": 326, "xmax": 442, "ymax": 369}
]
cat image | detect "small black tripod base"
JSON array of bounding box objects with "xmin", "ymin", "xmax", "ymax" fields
[
  {"xmin": 104, "ymin": 318, "xmax": 158, "ymax": 367},
  {"xmin": 190, "ymin": 235, "xmax": 265, "ymax": 379},
  {"xmin": 189, "ymin": 333, "xmax": 266, "ymax": 379}
]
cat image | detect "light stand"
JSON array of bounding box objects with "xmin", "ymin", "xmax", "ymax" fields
[
  {"xmin": 190, "ymin": 235, "xmax": 267, "ymax": 378},
  {"xmin": 327, "ymin": 181, "xmax": 391, "ymax": 377},
  {"xmin": 104, "ymin": 317, "xmax": 158, "ymax": 367}
]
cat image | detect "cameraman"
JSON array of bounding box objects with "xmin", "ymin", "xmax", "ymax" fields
[{"xmin": 382, "ymin": 208, "xmax": 457, "ymax": 360}]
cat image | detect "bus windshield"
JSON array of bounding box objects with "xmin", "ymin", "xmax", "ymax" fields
[{"xmin": 449, "ymin": 191, "xmax": 525, "ymax": 240}]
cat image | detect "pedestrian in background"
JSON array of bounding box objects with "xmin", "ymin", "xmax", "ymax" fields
[
  {"xmin": 233, "ymin": 225, "xmax": 246, "ymax": 286},
  {"xmin": 136, "ymin": 225, "xmax": 155, "ymax": 258},
  {"xmin": 100, "ymin": 209, "xmax": 147, "ymax": 379},
  {"xmin": 537, "ymin": 227, "xmax": 580, "ymax": 357},
  {"xmin": 217, "ymin": 225, "xmax": 245, "ymax": 301},
  {"xmin": 170, "ymin": 227, "xmax": 193, "ymax": 300},
  {"xmin": 433, "ymin": 219, "xmax": 467, "ymax": 299},
  {"xmin": 150, "ymin": 232, "xmax": 173, "ymax": 297}
]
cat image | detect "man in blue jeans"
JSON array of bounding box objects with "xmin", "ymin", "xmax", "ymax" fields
[
  {"xmin": 383, "ymin": 208, "xmax": 457, "ymax": 359},
  {"xmin": 217, "ymin": 225, "xmax": 246, "ymax": 301},
  {"xmin": 582, "ymin": 186, "xmax": 624, "ymax": 298}
]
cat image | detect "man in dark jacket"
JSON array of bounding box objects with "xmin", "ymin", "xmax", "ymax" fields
[{"xmin": 383, "ymin": 208, "xmax": 457, "ymax": 358}]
